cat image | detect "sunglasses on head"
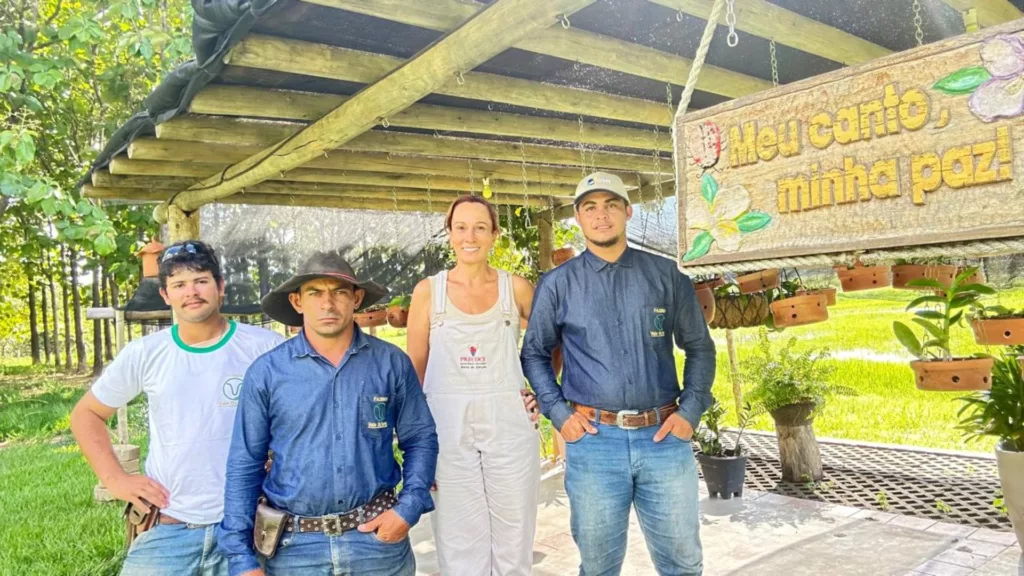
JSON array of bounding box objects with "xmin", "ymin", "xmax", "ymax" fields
[{"xmin": 161, "ymin": 242, "xmax": 202, "ymax": 262}]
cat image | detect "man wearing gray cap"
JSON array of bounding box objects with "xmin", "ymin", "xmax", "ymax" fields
[{"xmin": 522, "ymin": 172, "xmax": 716, "ymax": 575}]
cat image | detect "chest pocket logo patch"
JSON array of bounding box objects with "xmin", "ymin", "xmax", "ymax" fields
[
  {"xmin": 650, "ymin": 307, "xmax": 667, "ymax": 338},
  {"xmin": 368, "ymin": 396, "xmax": 389, "ymax": 430}
]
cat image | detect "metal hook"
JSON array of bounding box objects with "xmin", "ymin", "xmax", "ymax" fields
[
  {"xmin": 487, "ymin": 103, "xmax": 493, "ymax": 111},
  {"xmin": 676, "ymin": 10, "xmax": 683, "ymax": 21},
  {"xmin": 455, "ymin": 71, "xmax": 465, "ymax": 85},
  {"xmin": 560, "ymin": 13, "xmax": 570, "ymax": 29},
  {"xmin": 381, "ymin": 116, "xmax": 390, "ymax": 128}
]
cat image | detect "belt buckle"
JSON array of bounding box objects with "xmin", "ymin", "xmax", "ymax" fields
[
  {"xmin": 615, "ymin": 409, "xmax": 640, "ymax": 430},
  {"xmin": 321, "ymin": 514, "xmax": 342, "ymax": 536}
]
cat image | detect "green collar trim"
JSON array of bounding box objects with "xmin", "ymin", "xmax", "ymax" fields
[{"xmin": 171, "ymin": 320, "xmax": 236, "ymax": 354}]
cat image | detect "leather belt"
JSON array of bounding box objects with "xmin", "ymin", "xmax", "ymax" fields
[
  {"xmin": 285, "ymin": 490, "xmax": 398, "ymax": 536},
  {"xmin": 575, "ymin": 402, "xmax": 678, "ymax": 430}
]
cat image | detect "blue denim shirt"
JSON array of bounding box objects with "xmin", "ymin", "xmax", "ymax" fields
[
  {"xmin": 521, "ymin": 248, "xmax": 716, "ymax": 431},
  {"xmin": 218, "ymin": 327, "xmax": 438, "ymax": 576}
]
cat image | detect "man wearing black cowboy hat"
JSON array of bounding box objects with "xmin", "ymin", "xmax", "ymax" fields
[{"xmin": 218, "ymin": 250, "xmax": 438, "ymax": 576}]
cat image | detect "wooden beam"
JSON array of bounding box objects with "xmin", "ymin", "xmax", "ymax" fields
[
  {"xmin": 939, "ymin": 0, "xmax": 1022, "ymax": 27},
  {"xmin": 229, "ymin": 33, "xmax": 672, "ymax": 127},
  {"xmin": 110, "ymin": 155, "xmax": 602, "ymax": 187},
  {"xmin": 649, "ymin": 0, "xmax": 891, "ymax": 66},
  {"xmin": 304, "ymin": 0, "xmax": 771, "ymax": 98},
  {"xmin": 96, "ymin": 167, "xmax": 574, "ymax": 197},
  {"xmin": 190, "ymin": 85, "xmax": 668, "ymax": 150},
  {"xmin": 84, "ymin": 183, "xmax": 557, "ymax": 206},
  {"xmin": 141, "ymin": 125, "xmax": 665, "ymax": 172}
]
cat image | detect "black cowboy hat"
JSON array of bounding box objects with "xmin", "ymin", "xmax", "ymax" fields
[{"xmin": 260, "ymin": 250, "xmax": 389, "ymax": 327}]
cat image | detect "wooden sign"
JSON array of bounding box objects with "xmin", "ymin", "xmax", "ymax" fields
[{"xmin": 676, "ymin": 21, "xmax": 1024, "ymax": 268}]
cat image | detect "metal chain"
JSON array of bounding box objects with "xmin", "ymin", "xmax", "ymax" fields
[
  {"xmin": 665, "ymin": 83, "xmax": 675, "ymax": 126},
  {"xmin": 913, "ymin": 0, "xmax": 924, "ymax": 46},
  {"xmin": 391, "ymin": 187, "xmax": 399, "ymax": 212},
  {"xmin": 578, "ymin": 116, "xmax": 588, "ymax": 177},
  {"xmin": 651, "ymin": 126, "xmax": 665, "ymax": 211},
  {"xmin": 725, "ymin": 0, "xmax": 738, "ymax": 47},
  {"xmin": 520, "ymin": 142, "xmax": 532, "ymax": 227},
  {"xmin": 635, "ymin": 171, "xmax": 645, "ymax": 204},
  {"xmin": 769, "ymin": 40, "xmax": 779, "ymax": 88},
  {"xmin": 468, "ymin": 158, "xmax": 475, "ymax": 194}
]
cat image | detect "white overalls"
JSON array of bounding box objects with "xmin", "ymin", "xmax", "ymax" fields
[{"xmin": 424, "ymin": 270, "xmax": 540, "ymax": 576}]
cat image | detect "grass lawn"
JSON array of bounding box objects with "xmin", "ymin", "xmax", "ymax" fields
[{"xmin": 0, "ymin": 286, "xmax": 1018, "ymax": 573}]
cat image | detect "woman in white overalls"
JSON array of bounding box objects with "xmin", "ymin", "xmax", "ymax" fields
[{"xmin": 407, "ymin": 195, "xmax": 542, "ymax": 576}]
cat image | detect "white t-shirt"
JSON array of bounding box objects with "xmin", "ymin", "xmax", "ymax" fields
[{"xmin": 91, "ymin": 320, "xmax": 283, "ymax": 524}]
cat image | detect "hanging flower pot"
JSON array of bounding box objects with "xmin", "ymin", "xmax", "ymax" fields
[
  {"xmin": 892, "ymin": 264, "xmax": 957, "ymax": 290},
  {"xmin": 694, "ymin": 278, "xmax": 725, "ymax": 292},
  {"xmin": 354, "ymin": 307, "xmax": 387, "ymax": 328},
  {"xmin": 736, "ymin": 270, "xmax": 779, "ymax": 294},
  {"xmin": 387, "ymin": 306, "xmax": 409, "ymax": 328},
  {"xmin": 709, "ymin": 292, "xmax": 770, "ymax": 330},
  {"xmin": 552, "ymin": 247, "xmax": 575, "ymax": 267},
  {"xmin": 836, "ymin": 264, "xmax": 891, "ymax": 292},
  {"xmin": 796, "ymin": 288, "xmax": 837, "ymax": 306},
  {"xmin": 910, "ymin": 357, "xmax": 993, "ymax": 391},
  {"xmin": 971, "ymin": 318, "xmax": 1024, "ymax": 346},
  {"xmin": 695, "ymin": 286, "xmax": 715, "ymax": 324},
  {"xmin": 770, "ymin": 293, "xmax": 829, "ymax": 328}
]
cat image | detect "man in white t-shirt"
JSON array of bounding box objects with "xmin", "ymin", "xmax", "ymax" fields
[{"xmin": 71, "ymin": 240, "xmax": 283, "ymax": 576}]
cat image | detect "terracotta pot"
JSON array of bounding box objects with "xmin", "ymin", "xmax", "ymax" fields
[
  {"xmin": 995, "ymin": 441, "xmax": 1024, "ymax": 550},
  {"xmin": 958, "ymin": 267, "xmax": 986, "ymax": 286},
  {"xmin": 769, "ymin": 293, "xmax": 829, "ymax": 328},
  {"xmin": 836, "ymin": 265, "xmax": 891, "ymax": 292},
  {"xmin": 694, "ymin": 278, "xmax": 725, "ymax": 292},
  {"xmin": 695, "ymin": 287, "xmax": 715, "ymax": 324},
  {"xmin": 736, "ymin": 270, "xmax": 779, "ymax": 294},
  {"xmin": 910, "ymin": 357, "xmax": 994, "ymax": 391},
  {"xmin": 797, "ymin": 288, "xmax": 837, "ymax": 306},
  {"xmin": 387, "ymin": 306, "xmax": 409, "ymax": 328},
  {"xmin": 709, "ymin": 292, "xmax": 771, "ymax": 330},
  {"xmin": 552, "ymin": 247, "xmax": 575, "ymax": 267},
  {"xmin": 971, "ymin": 318, "xmax": 1024, "ymax": 346},
  {"xmin": 354, "ymin": 309, "xmax": 388, "ymax": 327},
  {"xmin": 892, "ymin": 264, "xmax": 957, "ymax": 290}
]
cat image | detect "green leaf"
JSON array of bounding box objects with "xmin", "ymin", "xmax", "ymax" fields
[
  {"xmin": 76, "ymin": 199, "xmax": 92, "ymax": 216},
  {"xmin": 906, "ymin": 294, "xmax": 945, "ymax": 310},
  {"xmin": 951, "ymin": 294, "xmax": 980, "ymax": 309},
  {"xmin": 700, "ymin": 173, "xmax": 718, "ymax": 204},
  {"xmin": 951, "ymin": 310, "xmax": 964, "ymax": 326},
  {"xmin": 912, "ymin": 317, "xmax": 944, "ymax": 339},
  {"xmin": 94, "ymin": 234, "xmax": 116, "ymax": 256},
  {"xmin": 915, "ymin": 310, "xmax": 945, "ymax": 320},
  {"xmin": 683, "ymin": 231, "xmax": 714, "ymax": 262},
  {"xmin": 14, "ymin": 137, "xmax": 35, "ymax": 165},
  {"xmin": 736, "ymin": 211, "xmax": 772, "ymax": 233},
  {"xmin": 893, "ymin": 321, "xmax": 922, "ymax": 357},
  {"xmin": 933, "ymin": 66, "xmax": 991, "ymax": 95},
  {"xmin": 960, "ymin": 283, "xmax": 996, "ymax": 295},
  {"xmin": 906, "ymin": 278, "xmax": 944, "ymax": 290}
]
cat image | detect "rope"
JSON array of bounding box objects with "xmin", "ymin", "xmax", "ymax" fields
[{"xmin": 679, "ymin": 237, "xmax": 1024, "ymax": 275}]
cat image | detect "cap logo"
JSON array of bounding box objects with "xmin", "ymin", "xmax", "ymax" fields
[{"xmin": 585, "ymin": 177, "xmax": 595, "ymax": 185}]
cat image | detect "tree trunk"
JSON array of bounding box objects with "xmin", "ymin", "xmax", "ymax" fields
[
  {"xmin": 47, "ymin": 250, "xmax": 61, "ymax": 368},
  {"xmin": 770, "ymin": 403, "xmax": 823, "ymax": 483},
  {"xmin": 109, "ymin": 273, "xmax": 121, "ymax": 352},
  {"xmin": 62, "ymin": 247, "xmax": 72, "ymax": 372},
  {"xmin": 91, "ymin": 266, "xmax": 103, "ymax": 376},
  {"xmin": 102, "ymin": 265, "xmax": 113, "ymax": 361},
  {"xmin": 28, "ymin": 278, "xmax": 40, "ymax": 364},
  {"xmin": 40, "ymin": 273, "xmax": 50, "ymax": 365},
  {"xmin": 70, "ymin": 247, "xmax": 86, "ymax": 373}
]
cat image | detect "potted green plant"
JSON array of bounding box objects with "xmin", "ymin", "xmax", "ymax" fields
[
  {"xmin": 708, "ymin": 283, "xmax": 770, "ymax": 330},
  {"xmin": 744, "ymin": 328, "xmax": 853, "ymax": 482},
  {"xmin": 767, "ymin": 276, "xmax": 829, "ymax": 329},
  {"xmin": 957, "ymin": 354, "xmax": 1024, "ymax": 549},
  {"xmin": 970, "ymin": 304, "xmax": 1024, "ymax": 346},
  {"xmin": 891, "ymin": 258, "xmax": 957, "ymax": 291},
  {"xmin": 695, "ymin": 400, "xmax": 756, "ymax": 500},
  {"xmin": 386, "ymin": 294, "xmax": 412, "ymax": 328},
  {"xmin": 354, "ymin": 303, "xmax": 388, "ymax": 327},
  {"xmin": 835, "ymin": 260, "xmax": 891, "ymax": 292},
  {"xmin": 892, "ymin": 267, "xmax": 994, "ymax": 391}
]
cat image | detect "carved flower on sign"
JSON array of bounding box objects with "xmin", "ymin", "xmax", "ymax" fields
[
  {"xmin": 683, "ymin": 174, "xmax": 771, "ymax": 262},
  {"xmin": 934, "ymin": 34, "xmax": 1024, "ymax": 122}
]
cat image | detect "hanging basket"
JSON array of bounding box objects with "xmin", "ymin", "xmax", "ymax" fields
[
  {"xmin": 387, "ymin": 306, "xmax": 409, "ymax": 328},
  {"xmin": 354, "ymin": 309, "xmax": 388, "ymax": 327},
  {"xmin": 770, "ymin": 293, "xmax": 829, "ymax": 328},
  {"xmin": 736, "ymin": 270, "xmax": 780, "ymax": 294},
  {"xmin": 709, "ymin": 292, "xmax": 770, "ymax": 330},
  {"xmin": 552, "ymin": 247, "xmax": 575, "ymax": 267},
  {"xmin": 910, "ymin": 357, "xmax": 993, "ymax": 391},
  {"xmin": 695, "ymin": 287, "xmax": 716, "ymax": 324},
  {"xmin": 836, "ymin": 265, "xmax": 891, "ymax": 292},
  {"xmin": 796, "ymin": 288, "xmax": 837, "ymax": 306},
  {"xmin": 971, "ymin": 318, "xmax": 1024, "ymax": 346},
  {"xmin": 892, "ymin": 264, "xmax": 957, "ymax": 290}
]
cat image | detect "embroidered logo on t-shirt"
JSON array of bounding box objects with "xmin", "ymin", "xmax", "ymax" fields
[
  {"xmin": 459, "ymin": 345, "xmax": 487, "ymax": 370},
  {"xmin": 650, "ymin": 307, "xmax": 667, "ymax": 338},
  {"xmin": 368, "ymin": 396, "xmax": 389, "ymax": 429},
  {"xmin": 219, "ymin": 377, "xmax": 243, "ymax": 407}
]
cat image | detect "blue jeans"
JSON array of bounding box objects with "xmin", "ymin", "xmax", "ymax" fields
[
  {"xmin": 266, "ymin": 529, "xmax": 415, "ymax": 575},
  {"xmin": 564, "ymin": 422, "xmax": 702, "ymax": 576},
  {"xmin": 121, "ymin": 523, "xmax": 227, "ymax": 576}
]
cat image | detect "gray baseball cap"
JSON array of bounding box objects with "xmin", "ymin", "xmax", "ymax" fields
[{"xmin": 574, "ymin": 172, "xmax": 630, "ymax": 206}]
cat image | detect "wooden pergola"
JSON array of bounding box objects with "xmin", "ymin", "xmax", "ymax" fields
[{"xmin": 82, "ymin": 0, "xmax": 1022, "ymax": 267}]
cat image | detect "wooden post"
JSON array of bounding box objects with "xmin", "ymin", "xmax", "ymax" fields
[
  {"xmin": 115, "ymin": 310, "xmax": 129, "ymax": 446},
  {"xmin": 770, "ymin": 402, "xmax": 823, "ymax": 482},
  {"xmin": 537, "ymin": 210, "xmax": 553, "ymax": 272},
  {"xmin": 725, "ymin": 329, "xmax": 743, "ymax": 417},
  {"xmin": 167, "ymin": 204, "xmax": 200, "ymax": 243}
]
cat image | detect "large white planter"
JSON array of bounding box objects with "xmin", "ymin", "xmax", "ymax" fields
[{"xmin": 995, "ymin": 441, "xmax": 1024, "ymax": 549}]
